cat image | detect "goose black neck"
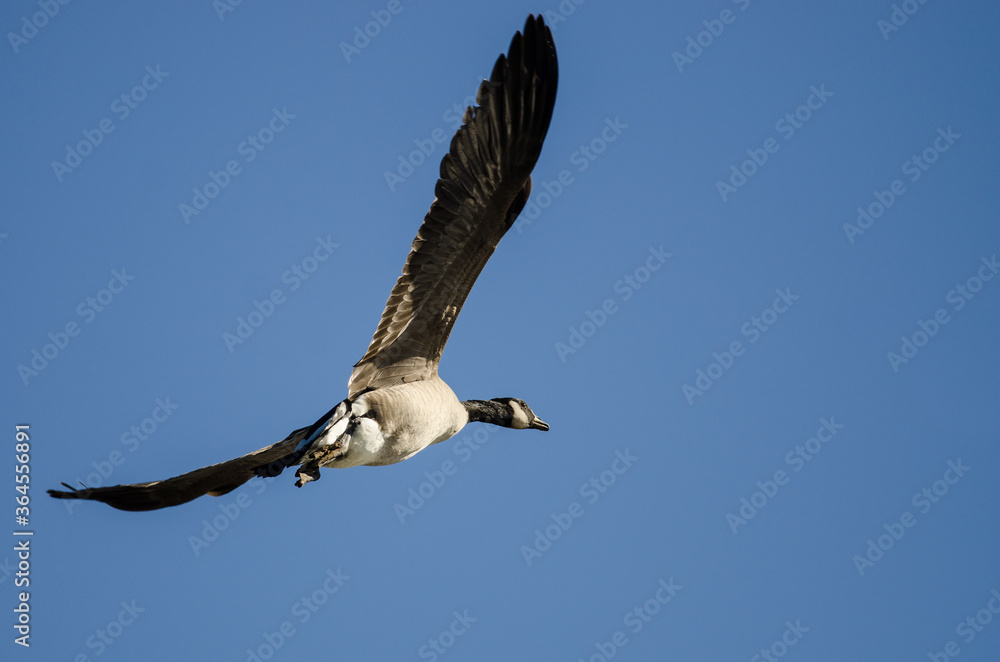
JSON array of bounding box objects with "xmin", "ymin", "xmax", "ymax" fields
[{"xmin": 462, "ymin": 399, "xmax": 513, "ymax": 427}]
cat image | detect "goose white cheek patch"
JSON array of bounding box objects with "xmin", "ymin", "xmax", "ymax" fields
[{"xmin": 509, "ymin": 402, "xmax": 530, "ymax": 429}]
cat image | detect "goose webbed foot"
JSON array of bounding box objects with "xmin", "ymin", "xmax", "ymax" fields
[{"xmin": 294, "ymin": 438, "xmax": 349, "ymax": 487}]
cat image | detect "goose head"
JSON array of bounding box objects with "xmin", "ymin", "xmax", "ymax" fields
[
  {"xmin": 462, "ymin": 398, "xmax": 549, "ymax": 430},
  {"xmin": 495, "ymin": 397, "xmax": 549, "ymax": 431}
]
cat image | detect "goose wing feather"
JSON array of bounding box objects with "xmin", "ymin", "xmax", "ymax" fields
[
  {"xmin": 46, "ymin": 428, "xmax": 310, "ymax": 511},
  {"xmin": 348, "ymin": 15, "xmax": 558, "ymax": 398}
]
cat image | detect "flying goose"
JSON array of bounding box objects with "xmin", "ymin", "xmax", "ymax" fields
[{"xmin": 48, "ymin": 15, "xmax": 557, "ymax": 512}]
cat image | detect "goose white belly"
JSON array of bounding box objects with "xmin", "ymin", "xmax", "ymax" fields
[{"xmin": 326, "ymin": 377, "xmax": 469, "ymax": 468}]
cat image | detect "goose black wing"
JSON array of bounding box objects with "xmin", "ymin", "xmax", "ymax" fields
[
  {"xmin": 348, "ymin": 14, "xmax": 558, "ymax": 398},
  {"xmin": 47, "ymin": 428, "xmax": 308, "ymax": 511}
]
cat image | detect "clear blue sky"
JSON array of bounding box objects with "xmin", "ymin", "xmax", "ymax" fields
[{"xmin": 4, "ymin": 1, "xmax": 1000, "ymax": 660}]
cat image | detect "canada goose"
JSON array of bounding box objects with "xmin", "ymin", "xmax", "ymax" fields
[{"xmin": 48, "ymin": 15, "xmax": 557, "ymax": 512}]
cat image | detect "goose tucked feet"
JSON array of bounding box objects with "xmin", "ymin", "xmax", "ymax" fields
[{"xmin": 295, "ymin": 436, "xmax": 350, "ymax": 487}]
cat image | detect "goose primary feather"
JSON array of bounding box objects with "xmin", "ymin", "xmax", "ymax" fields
[{"xmin": 48, "ymin": 14, "xmax": 557, "ymax": 512}]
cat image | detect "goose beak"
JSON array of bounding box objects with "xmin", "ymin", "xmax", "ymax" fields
[{"xmin": 530, "ymin": 418, "xmax": 549, "ymax": 431}]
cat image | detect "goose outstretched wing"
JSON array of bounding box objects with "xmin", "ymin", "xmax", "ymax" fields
[
  {"xmin": 348, "ymin": 14, "xmax": 558, "ymax": 397},
  {"xmin": 46, "ymin": 428, "xmax": 309, "ymax": 511}
]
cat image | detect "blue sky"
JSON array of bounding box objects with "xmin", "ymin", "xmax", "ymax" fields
[{"xmin": 3, "ymin": 0, "xmax": 1000, "ymax": 660}]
